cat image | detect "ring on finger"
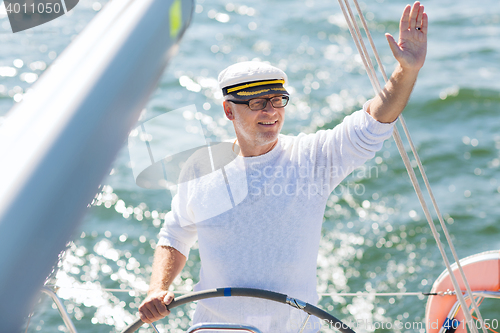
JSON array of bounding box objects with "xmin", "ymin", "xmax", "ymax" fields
[{"xmin": 416, "ymin": 27, "xmax": 421, "ymax": 30}]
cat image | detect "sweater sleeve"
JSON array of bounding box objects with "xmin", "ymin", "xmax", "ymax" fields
[
  {"xmin": 296, "ymin": 100, "xmax": 395, "ymax": 193},
  {"xmin": 157, "ymin": 156, "xmax": 199, "ymax": 259},
  {"xmin": 157, "ymin": 192, "xmax": 198, "ymax": 259}
]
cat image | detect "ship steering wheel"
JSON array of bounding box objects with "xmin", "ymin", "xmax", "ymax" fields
[{"xmin": 121, "ymin": 287, "xmax": 356, "ymax": 333}]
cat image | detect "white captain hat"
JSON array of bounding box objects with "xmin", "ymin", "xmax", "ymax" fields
[{"xmin": 218, "ymin": 61, "xmax": 289, "ymax": 100}]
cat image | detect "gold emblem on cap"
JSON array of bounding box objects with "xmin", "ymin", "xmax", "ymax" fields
[{"xmin": 237, "ymin": 89, "xmax": 270, "ymax": 96}]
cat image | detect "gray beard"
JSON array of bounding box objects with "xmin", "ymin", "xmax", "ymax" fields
[{"xmin": 234, "ymin": 117, "xmax": 280, "ymax": 147}]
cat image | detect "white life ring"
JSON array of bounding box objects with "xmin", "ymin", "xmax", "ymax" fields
[{"xmin": 425, "ymin": 250, "xmax": 500, "ymax": 333}]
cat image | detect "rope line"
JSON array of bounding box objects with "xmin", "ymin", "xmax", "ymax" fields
[
  {"xmin": 337, "ymin": 1, "xmax": 486, "ymax": 332},
  {"xmin": 44, "ymin": 284, "xmax": 500, "ymax": 299},
  {"xmin": 351, "ymin": 0, "xmax": 389, "ymax": 83},
  {"xmin": 337, "ymin": 0, "xmax": 380, "ymax": 92},
  {"xmin": 319, "ymin": 292, "xmax": 437, "ymax": 297},
  {"xmin": 44, "ymin": 285, "xmax": 437, "ymax": 296},
  {"xmin": 397, "ymin": 110, "xmax": 488, "ymax": 332}
]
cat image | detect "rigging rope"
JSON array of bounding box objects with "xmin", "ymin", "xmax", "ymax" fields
[
  {"xmin": 320, "ymin": 291, "xmax": 500, "ymax": 298},
  {"xmin": 44, "ymin": 284, "xmax": 500, "ymax": 299},
  {"xmin": 336, "ymin": 1, "xmax": 487, "ymax": 332}
]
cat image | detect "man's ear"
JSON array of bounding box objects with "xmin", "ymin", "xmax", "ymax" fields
[{"xmin": 223, "ymin": 101, "xmax": 235, "ymax": 120}]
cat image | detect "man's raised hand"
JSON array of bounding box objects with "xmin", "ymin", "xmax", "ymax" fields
[{"xmin": 385, "ymin": 1, "xmax": 428, "ymax": 73}]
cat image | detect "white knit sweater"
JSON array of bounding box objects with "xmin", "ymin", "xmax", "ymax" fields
[{"xmin": 158, "ymin": 101, "xmax": 395, "ymax": 332}]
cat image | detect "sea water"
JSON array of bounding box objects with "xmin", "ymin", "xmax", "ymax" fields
[{"xmin": 0, "ymin": 0, "xmax": 499, "ymax": 332}]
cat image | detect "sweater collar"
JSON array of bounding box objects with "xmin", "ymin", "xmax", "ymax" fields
[{"xmin": 237, "ymin": 135, "xmax": 283, "ymax": 164}]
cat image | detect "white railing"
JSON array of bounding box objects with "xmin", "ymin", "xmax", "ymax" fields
[{"xmin": 0, "ymin": 0, "xmax": 193, "ymax": 330}]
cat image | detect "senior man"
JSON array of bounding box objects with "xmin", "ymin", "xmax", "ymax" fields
[{"xmin": 139, "ymin": 2, "xmax": 427, "ymax": 332}]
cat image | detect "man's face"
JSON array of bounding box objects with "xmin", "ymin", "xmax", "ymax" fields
[{"xmin": 225, "ymin": 94, "xmax": 286, "ymax": 147}]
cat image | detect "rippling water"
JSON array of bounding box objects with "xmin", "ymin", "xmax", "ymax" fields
[{"xmin": 1, "ymin": 0, "xmax": 499, "ymax": 332}]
